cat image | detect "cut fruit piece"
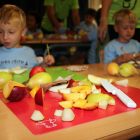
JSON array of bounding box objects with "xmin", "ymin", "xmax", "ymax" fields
[
  {"xmin": 3, "ymin": 80, "xmax": 27, "ymax": 102},
  {"xmin": 91, "ymin": 85, "xmax": 96, "ymax": 92},
  {"xmin": 59, "ymin": 100, "xmax": 73, "ymax": 108},
  {"xmin": 49, "ymin": 83, "xmax": 68, "ymax": 92},
  {"xmin": 61, "ymin": 108, "xmax": 75, "ymax": 121},
  {"xmin": 62, "ymin": 92, "xmax": 87, "ymax": 102},
  {"xmin": 70, "ymin": 85, "xmax": 92, "ymax": 95},
  {"xmin": 30, "ymin": 86, "xmax": 39, "ymax": 98},
  {"xmin": 58, "ymin": 88, "xmax": 71, "ymax": 94},
  {"xmin": 31, "ymin": 110, "xmax": 45, "ymax": 121},
  {"xmin": 83, "ymin": 102, "xmax": 99, "ymax": 110},
  {"xmin": 86, "ymin": 93, "xmax": 109, "ymax": 103},
  {"xmin": 67, "ymin": 79, "xmax": 75, "ymax": 88},
  {"xmin": 78, "ymin": 78, "xmax": 92, "ymax": 86},
  {"xmin": 92, "ymin": 89, "xmax": 100, "ymax": 94},
  {"xmin": 35, "ymin": 87, "xmax": 44, "ymax": 106},
  {"xmin": 108, "ymin": 96, "xmax": 115, "ymax": 105},
  {"xmin": 0, "ymin": 69, "xmax": 10, "ymax": 73},
  {"xmin": 98, "ymin": 100, "xmax": 108, "ymax": 110},
  {"xmin": 72, "ymin": 98, "xmax": 87, "ymax": 109},
  {"xmin": 12, "ymin": 69, "xmax": 28, "ymax": 74},
  {"xmin": 54, "ymin": 110, "xmax": 63, "ymax": 116},
  {"xmin": 115, "ymin": 79, "xmax": 128, "ymax": 87},
  {"xmin": 88, "ymin": 74, "xmax": 114, "ymax": 86}
]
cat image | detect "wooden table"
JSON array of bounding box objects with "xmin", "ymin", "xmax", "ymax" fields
[{"xmin": 0, "ymin": 63, "xmax": 140, "ymax": 140}]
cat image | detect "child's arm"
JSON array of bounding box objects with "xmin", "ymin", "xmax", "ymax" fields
[
  {"xmin": 40, "ymin": 55, "xmax": 55, "ymax": 67},
  {"xmin": 113, "ymin": 53, "xmax": 135, "ymax": 63},
  {"xmin": 134, "ymin": 53, "xmax": 140, "ymax": 61}
]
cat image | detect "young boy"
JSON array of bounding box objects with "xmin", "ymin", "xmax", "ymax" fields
[
  {"xmin": 0, "ymin": 4, "xmax": 55, "ymax": 69},
  {"xmin": 26, "ymin": 11, "xmax": 43, "ymax": 39},
  {"xmin": 104, "ymin": 8, "xmax": 140, "ymax": 63},
  {"xmin": 80, "ymin": 8, "xmax": 97, "ymax": 32}
]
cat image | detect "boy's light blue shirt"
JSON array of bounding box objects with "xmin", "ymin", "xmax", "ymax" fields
[
  {"xmin": 0, "ymin": 46, "xmax": 41, "ymax": 69},
  {"xmin": 104, "ymin": 39, "xmax": 140, "ymax": 63},
  {"xmin": 80, "ymin": 21, "xmax": 97, "ymax": 32},
  {"xmin": 87, "ymin": 29, "xmax": 98, "ymax": 64}
]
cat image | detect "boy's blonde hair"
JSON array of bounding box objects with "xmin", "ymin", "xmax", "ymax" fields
[
  {"xmin": 0, "ymin": 4, "xmax": 26, "ymax": 29},
  {"xmin": 112, "ymin": 8, "xmax": 137, "ymax": 25}
]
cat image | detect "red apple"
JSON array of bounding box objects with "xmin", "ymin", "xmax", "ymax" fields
[
  {"xmin": 67, "ymin": 79, "xmax": 77, "ymax": 88},
  {"xmin": 29, "ymin": 66, "xmax": 46, "ymax": 78},
  {"xmin": 3, "ymin": 80, "xmax": 27, "ymax": 102},
  {"xmin": 20, "ymin": 36, "xmax": 26, "ymax": 41},
  {"xmin": 35, "ymin": 87, "xmax": 44, "ymax": 106}
]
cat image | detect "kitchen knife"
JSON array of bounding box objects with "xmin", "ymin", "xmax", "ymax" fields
[{"xmin": 100, "ymin": 80, "xmax": 137, "ymax": 108}]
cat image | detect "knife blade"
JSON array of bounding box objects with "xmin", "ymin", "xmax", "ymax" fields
[{"xmin": 100, "ymin": 80, "xmax": 137, "ymax": 108}]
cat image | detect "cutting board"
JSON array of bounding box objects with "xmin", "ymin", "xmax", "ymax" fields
[{"xmin": 0, "ymin": 67, "xmax": 140, "ymax": 135}]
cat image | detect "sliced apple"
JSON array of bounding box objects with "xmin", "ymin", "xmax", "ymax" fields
[
  {"xmin": 3, "ymin": 80, "xmax": 27, "ymax": 102},
  {"xmin": 54, "ymin": 110, "xmax": 63, "ymax": 116},
  {"xmin": 49, "ymin": 83, "xmax": 68, "ymax": 92},
  {"xmin": 88, "ymin": 74, "xmax": 114, "ymax": 86},
  {"xmin": 61, "ymin": 108, "xmax": 75, "ymax": 121},
  {"xmin": 35, "ymin": 87, "xmax": 44, "ymax": 106},
  {"xmin": 30, "ymin": 86, "xmax": 39, "ymax": 98},
  {"xmin": 59, "ymin": 100, "xmax": 73, "ymax": 108},
  {"xmin": 12, "ymin": 69, "xmax": 28, "ymax": 74},
  {"xmin": 92, "ymin": 89, "xmax": 100, "ymax": 94},
  {"xmin": 83, "ymin": 102, "xmax": 99, "ymax": 110},
  {"xmin": 86, "ymin": 93, "xmax": 109, "ymax": 103},
  {"xmin": 98, "ymin": 100, "xmax": 108, "ymax": 110},
  {"xmin": 115, "ymin": 79, "xmax": 128, "ymax": 87},
  {"xmin": 58, "ymin": 88, "xmax": 71, "ymax": 94},
  {"xmin": 72, "ymin": 98, "xmax": 87, "ymax": 109},
  {"xmin": 62, "ymin": 92, "xmax": 87, "ymax": 102},
  {"xmin": 0, "ymin": 69, "xmax": 10, "ymax": 73},
  {"xmin": 31, "ymin": 110, "xmax": 45, "ymax": 121},
  {"xmin": 67, "ymin": 79, "xmax": 75, "ymax": 88},
  {"xmin": 108, "ymin": 96, "xmax": 115, "ymax": 105},
  {"xmin": 70, "ymin": 85, "xmax": 92, "ymax": 95}
]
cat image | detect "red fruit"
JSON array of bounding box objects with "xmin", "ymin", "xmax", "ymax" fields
[
  {"xmin": 67, "ymin": 79, "xmax": 75, "ymax": 88},
  {"xmin": 35, "ymin": 87, "xmax": 44, "ymax": 106},
  {"xmin": 29, "ymin": 66, "xmax": 46, "ymax": 78}
]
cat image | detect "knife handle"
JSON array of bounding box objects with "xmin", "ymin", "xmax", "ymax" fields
[{"xmin": 116, "ymin": 89, "xmax": 137, "ymax": 108}]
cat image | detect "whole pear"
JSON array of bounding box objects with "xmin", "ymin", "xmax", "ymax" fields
[
  {"xmin": 119, "ymin": 63, "xmax": 138, "ymax": 77},
  {"xmin": 107, "ymin": 62, "xmax": 119, "ymax": 76},
  {"xmin": 27, "ymin": 72, "xmax": 52, "ymax": 89}
]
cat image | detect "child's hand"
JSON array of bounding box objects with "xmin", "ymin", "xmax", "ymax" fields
[
  {"xmin": 44, "ymin": 55, "xmax": 55, "ymax": 65},
  {"xmin": 134, "ymin": 53, "xmax": 140, "ymax": 61},
  {"xmin": 114, "ymin": 53, "xmax": 135, "ymax": 63}
]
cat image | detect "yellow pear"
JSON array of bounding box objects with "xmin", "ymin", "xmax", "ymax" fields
[
  {"xmin": 107, "ymin": 62, "xmax": 119, "ymax": 76},
  {"xmin": 119, "ymin": 63, "xmax": 138, "ymax": 77}
]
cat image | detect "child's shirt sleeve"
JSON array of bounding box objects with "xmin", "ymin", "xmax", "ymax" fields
[{"xmin": 87, "ymin": 29, "xmax": 98, "ymax": 41}]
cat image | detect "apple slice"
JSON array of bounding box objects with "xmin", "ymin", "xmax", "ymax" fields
[
  {"xmin": 59, "ymin": 100, "xmax": 73, "ymax": 108},
  {"xmin": 92, "ymin": 89, "xmax": 100, "ymax": 94},
  {"xmin": 61, "ymin": 108, "xmax": 75, "ymax": 121},
  {"xmin": 0, "ymin": 69, "xmax": 10, "ymax": 73},
  {"xmin": 70, "ymin": 85, "xmax": 92, "ymax": 95},
  {"xmin": 30, "ymin": 86, "xmax": 39, "ymax": 98},
  {"xmin": 58, "ymin": 88, "xmax": 71, "ymax": 94},
  {"xmin": 98, "ymin": 100, "xmax": 108, "ymax": 110},
  {"xmin": 62, "ymin": 92, "xmax": 87, "ymax": 102},
  {"xmin": 72, "ymin": 99, "xmax": 87, "ymax": 109},
  {"xmin": 83, "ymin": 102, "xmax": 98, "ymax": 110},
  {"xmin": 67, "ymin": 79, "xmax": 76, "ymax": 88},
  {"xmin": 88, "ymin": 74, "xmax": 114, "ymax": 86},
  {"xmin": 12, "ymin": 69, "xmax": 28, "ymax": 74},
  {"xmin": 54, "ymin": 110, "xmax": 63, "ymax": 116},
  {"xmin": 115, "ymin": 79, "xmax": 128, "ymax": 87},
  {"xmin": 35, "ymin": 87, "xmax": 44, "ymax": 106},
  {"xmin": 31, "ymin": 110, "xmax": 45, "ymax": 121},
  {"xmin": 86, "ymin": 93, "xmax": 109, "ymax": 103},
  {"xmin": 108, "ymin": 96, "xmax": 115, "ymax": 105},
  {"xmin": 3, "ymin": 80, "xmax": 27, "ymax": 102},
  {"xmin": 49, "ymin": 83, "xmax": 68, "ymax": 92}
]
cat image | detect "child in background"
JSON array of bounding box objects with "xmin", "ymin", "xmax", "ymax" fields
[
  {"xmin": 26, "ymin": 11, "xmax": 43, "ymax": 39},
  {"xmin": 0, "ymin": 4, "xmax": 55, "ymax": 69},
  {"xmin": 80, "ymin": 8, "xmax": 97, "ymax": 32},
  {"xmin": 104, "ymin": 9, "xmax": 140, "ymax": 63}
]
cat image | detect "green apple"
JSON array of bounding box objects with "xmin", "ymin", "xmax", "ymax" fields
[
  {"xmin": 0, "ymin": 72, "xmax": 13, "ymax": 89},
  {"xmin": 86, "ymin": 93, "xmax": 109, "ymax": 103},
  {"xmin": 27, "ymin": 72, "xmax": 52, "ymax": 89},
  {"xmin": 99, "ymin": 100, "xmax": 108, "ymax": 110},
  {"xmin": 88, "ymin": 74, "xmax": 114, "ymax": 86}
]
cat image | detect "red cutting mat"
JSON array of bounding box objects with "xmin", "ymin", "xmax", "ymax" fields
[{"xmin": 0, "ymin": 84, "xmax": 140, "ymax": 135}]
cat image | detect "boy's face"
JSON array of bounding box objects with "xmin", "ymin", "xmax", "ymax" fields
[
  {"xmin": 114, "ymin": 19, "xmax": 136, "ymax": 43},
  {"xmin": 85, "ymin": 15, "xmax": 95, "ymax": 26},
  {"xmin": 27, "ymin": 15, "xmax": 38, "ymax": 30},
  {"xmin": 0, "ymin": 21, "xmax": 26, "ymax": 49}
]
